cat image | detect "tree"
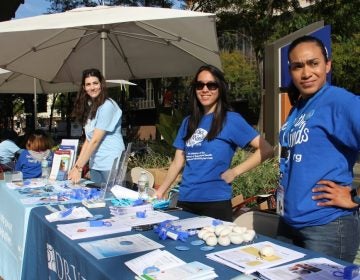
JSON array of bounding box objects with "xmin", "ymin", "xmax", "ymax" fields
[
  {"xmin": 304, "ymin": 1, "xmax": 360, "ymax": 94},
  {"xmin": 221, "ymin": 50, "xmax": 259, "ymax": 111}
]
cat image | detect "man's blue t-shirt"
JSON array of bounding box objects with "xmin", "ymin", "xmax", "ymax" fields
[
  {"xmin": 279, "ymin": 84, "xmax": 360, "ymax": 228},
  {"xmin": 174, "ymin": 111, "xmax": 258, "ymax": 202}
]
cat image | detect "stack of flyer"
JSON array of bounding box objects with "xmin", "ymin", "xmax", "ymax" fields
[
  {"xmin": 258, "ymin": 257, "xmax": 357, "ymax": 280},
  {"xmin": 110, "ymin": 203, "xmax": 154, "ymax": 216},
  {"xmin": 125, "ymin": 249, "xmax": 218, "ymax": 280},
  {"xmin": 206, "ymin": 241, "xmax": 305, "ymax": 275},
  {"xmin": 49, "ymin": 139, "xmax": 78, "ymax": 181}
]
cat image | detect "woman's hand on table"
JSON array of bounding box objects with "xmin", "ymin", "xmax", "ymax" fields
[
  {"xmin": 155, "ymin": 188, "xmax": 167, "ymax": 200},
  {"xmin": 68, "ymin": 167, "xmax": 82, "ymax": 184}
]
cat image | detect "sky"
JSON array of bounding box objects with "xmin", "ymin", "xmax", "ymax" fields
[
  {"xmin": 15, "ymin": 0, "xmax": 181, "ymax": 19},
  {"xmin": 15, "ymin": 0, "xmax": 51, "ymax": 19}
]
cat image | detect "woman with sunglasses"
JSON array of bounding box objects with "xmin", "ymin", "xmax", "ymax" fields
[
  {"xmin": 68, "ymin": 68, "xmax": 124, "ymax": 184},
  {"xmin": 156, "ymin": 65, "xmax": 273, "ymax": 221}
]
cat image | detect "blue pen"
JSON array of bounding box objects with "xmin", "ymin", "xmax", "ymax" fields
[{"xmin": 59, "ymin": 206, "xmax": 75, "ymax": 218}]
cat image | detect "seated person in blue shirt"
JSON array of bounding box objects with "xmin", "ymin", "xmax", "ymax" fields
[
  {"xmin": 0, "ymin": 129, "xmax": 21, "ymax": 171},
  {"xmin": 15, "ymin": 129, "xmax": 53, "ymax": 179}
]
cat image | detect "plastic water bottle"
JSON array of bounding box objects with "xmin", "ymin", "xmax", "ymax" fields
[
  {"xmin": 41, "ymin": 158, "xmax": 50, "ymax": 179},
  {"xmin": 137, "ymin": 171, "xmax": 149, "ymax": 199}
]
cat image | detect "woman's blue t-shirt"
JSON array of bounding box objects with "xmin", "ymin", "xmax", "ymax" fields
[{"xmin": 174, "ymin": 111, "xmax": 258, "ymax": 202}]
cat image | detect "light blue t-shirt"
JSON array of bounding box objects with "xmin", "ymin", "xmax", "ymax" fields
[
  {"xmin": 0, "ymin": 140, "xmax": 20, "ymax": 164},
  {"xmin": 84, "ymin": 99, "xmax": 124, "ymax": 171},
  {"xmin": 174, "ymin": 111, "xmax": 259, "ymax": 202},
  {"xmin": 279, "ymin": 83, "xmax": 360, "ymax": 229}
]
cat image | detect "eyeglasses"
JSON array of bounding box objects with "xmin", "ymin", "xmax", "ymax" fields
[{"xmin": 195, "ymin": 81, "xmax": 219, "ymax": 91}]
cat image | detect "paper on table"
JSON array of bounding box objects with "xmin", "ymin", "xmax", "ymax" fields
[
  {"xmin": 137, "ymin": 261, "xmax": 218, "ymax": 280},
  {"xmin": 206, "ymin": 241, "xmax": 305, "ymax": 275},
  {"xmin": 111, "ymin": 184, "xmax": 139, "ymax": 199},
  {"xmin": 79, "ymin": 234, "xmax": 164, "ymax": 259},
  {"xmin": 125, "ymin": 249, "xmax": 186, "ymax": 276},
  {"xmin": 258, "ymin": 257, "xmax": 360, "ymax": 280},
  {"xmin": 45, "ymin": 207, "xmax": 93, "ymax": 222},
  {"xmin": 171, "ymin": 216, "xmax": 233, "ymax": 231},
  {"xmin": 57, "ymin": 217, "xmax": 131, "ymax": 240},
  {"xmin": 114, "ymin": 210, "xmax": 179, "ymax": 227}
]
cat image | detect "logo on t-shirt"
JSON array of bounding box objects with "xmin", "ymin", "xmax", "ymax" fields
[{"xmin": 186, "ymin": 128, "xmax": 207, "ymax": 147}]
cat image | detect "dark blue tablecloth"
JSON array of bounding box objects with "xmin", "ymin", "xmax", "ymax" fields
[{"xmin": 21, "ymin": 204, "xmax": 349, "ymax": 280}]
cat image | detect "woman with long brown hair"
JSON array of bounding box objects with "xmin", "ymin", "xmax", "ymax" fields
[{"xmin": 68, "ymin": 68, "xmax": 124, "ymax": 184}]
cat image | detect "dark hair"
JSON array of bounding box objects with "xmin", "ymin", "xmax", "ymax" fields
[
  {"xmin": 287, "ymin": 35, "xmax": 329, "ymax": 105},
  {"xmin": 0, "ymin": 129, "xmax": 18, "ymax": 142},
  {"xmin": 71, "ymin": 68, "xmax": 108, "ymax": 125},
  {"xmin": 185, "ymin": 64, "xmax": 231, "ymax": 141},
  {"xmin": 26, "ymin": 129, "xmax": 53, "ymax": 151}
]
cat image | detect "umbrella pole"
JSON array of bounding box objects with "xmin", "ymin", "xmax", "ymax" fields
[
  {"xmin": 33, "ymin": 78, "xmax": 38, "ymax": 129},
  {"xmin": 101, "ymin": 30, "xmax": 107, "ymax": 77}
]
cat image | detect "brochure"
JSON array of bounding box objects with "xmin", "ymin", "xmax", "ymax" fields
[
  {"xmin": 56, "ymin": 217, "xmax": 132, "ymax": 240},
  {"xmin": 59, "ymin": 144, "xmax": 76, "ymax": 170},
  {"xmin": 49, "ymin": 150, "xmax": 71, "ymax": 181},
  {"xmin": 125, "ymin": 249, "xmax": 186, "ymax": 276},
  {"xmin": 171, "ymin": 216, "xmax": 232, "ymax": 231},
  {"xmin": 206, "ymin": 241, "xmax": 305, "ymax": 275},
  {"xmin": 258, "ymin": 257, "xmax": 360, "ymax": 280},
  {"xmin": 60, "ymin": 139, "xmax": 79, "ymax": 168},
  {"xmin": 126, "ymin": 249, "xmax": 218, "ymax": 280},
  {"xmin": 79, "ymin": 234, "xmax": 164, "ymax": 259}
]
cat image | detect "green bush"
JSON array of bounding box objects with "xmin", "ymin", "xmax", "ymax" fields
[
  {"xmin": 127, "ymin": 142, "xmax": 173, "ymax": 170},
  {"xmin": 231, "ymin": 149, "xmax": 279, "ymax": 199}
]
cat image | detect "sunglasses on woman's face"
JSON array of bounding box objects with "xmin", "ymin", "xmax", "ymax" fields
[{"xmin": 195, "ymin": 81, "xmax": 219, "ymax": 91}]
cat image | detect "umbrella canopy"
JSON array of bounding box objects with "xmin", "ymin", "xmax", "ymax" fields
[
  {"xmin": 0, "ymin": 68, "xmax": 80, "ymax": 94},
  {"xmin": 0, "ymin": 68, "xmax": 136, "ymax": 128},
  {"xmin": 0, "ymin": 5, "xmax": 221, "ymax": 83},
  {"xmin": 0, "ymin": 68, "xmax": 136, "ymax": 94}
]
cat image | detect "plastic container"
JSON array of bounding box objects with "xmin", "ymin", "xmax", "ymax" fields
[
  {"xmin": 41, "ymin": 158, "xmax": 50, "ymax": 179},
  {"xmin": 137, "ymin": 171, "xmax": 149, "ymax": 199}
]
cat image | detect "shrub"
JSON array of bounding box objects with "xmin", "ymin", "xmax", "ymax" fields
[
  {"xmin": 231, "ymin": 149, "xmax": 279, "ymax": 199},
  {"xmin": 127, "ymin": 142, "xmax": 173, "ymax": 170}
]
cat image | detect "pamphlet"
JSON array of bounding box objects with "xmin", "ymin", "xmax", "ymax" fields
[
  {"xmin": 60, "ymin": 139, "xmax": 79, "ymax": 168},
  {"xmin": 49, "ymin": 150, "xmax": 71, "ymax": 181},
  {"xmin": 258, "ymin": 257, "xmax": 360, "ymax": 280},
  {"xmin": 59, "ymin": 144, "xmax": 76, "ymax": 169},
  {"xmin": 125, "ymin": 249, "xmax": 186, "ymax": 276},
  {"xmin": 171, "ymin": 216, "xmax": 232, "ymax": 231},
  {"xmin": 79, "ymin": 234, "xmax": 164, "ymax": 259},
  {"xmin": 126, "ymin": 249, "xmax": 218, "ymax": 280},
  {"xmin": 56, "ymin": 217, "xmax": 132, "ymax": 240},
  {"xmin": 206, "ymin": 241, "xmax": 305, "ymax": 275}
]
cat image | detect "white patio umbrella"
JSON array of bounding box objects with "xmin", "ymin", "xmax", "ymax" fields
[
  {"xmin": 0, "ymin": 68, "xmax": 80, "ymax": 94},
  {"xmin": 0, "ymin": 68, "xmax": 135, "ymax": 127},
  {"xmin": 106, "ymin": 79, "xmax": 137, "ymax": 91},
  {"xmin": 0, "ymin": 69, "xmax": 136, "ymax": 94},
  {"xmin": 0, "ymin": 68, "xmax": 80, "ymax": 128},
  {"xmin": 0, "ymin": 5, "xmax": 221, "ymax": 83}
]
